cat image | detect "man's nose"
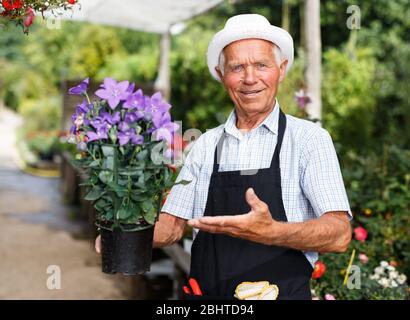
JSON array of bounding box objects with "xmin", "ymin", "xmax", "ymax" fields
[{"xmin": 243, "ymin": 66, "xmax": 257, "ymax": 85}]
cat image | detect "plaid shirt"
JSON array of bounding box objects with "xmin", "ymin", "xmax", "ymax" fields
[{"xmin": 162, "ymin": 101, "xmax": 352, "ymax": 266}]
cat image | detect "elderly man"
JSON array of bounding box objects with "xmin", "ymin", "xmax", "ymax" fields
[{"xmin": 97, "ymin": 14, "xmax": 352, "ymax": 300}]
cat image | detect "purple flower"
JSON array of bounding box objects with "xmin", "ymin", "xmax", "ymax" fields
[
  {"xmin": 76, "ymin": 100, "xmax": 93, "ymax": 114},
  {"xmin": 86, "ymin": 125, "xmax": 109, "ymax": 142},
  {"xmin": 294, "ymin": 89, "xmax": 312, "ymax": 109},
  {"xmin": 99, "ymin": 111, "xmax": 121, "ymax": 125},
  {"xmin": 69, "ymin": 78, "xmax": 89, "ymax": 95},
  {"xmin": 70, "ymin": 124, "xmax": 76, "ymax": 134},
  {"xmin": 152, "ymin": 111, "xmax": 171, "ymax": 129},
  {"xmin": 117, "ymin": 128, "xmax": 143, "ymax": 146},
  {"xmin": 123, "ymin": 89, "xmax": 145, "ymax": 110},
  {"xmin": 70, "ymin": 100, "xmax": 93, "ymax": 133},
  {"xmin": 77, "ymin": 141, "xmax": 87, "ymax": 151},
  {"xmin": 118, "ymin": 121, "xmax": 130, "ymax": 132},
  {"xmin": 95, "ymin": 78, "xmax": 130, "ymax": 110},
  {"xmin": 124, "ymin": 111, "xmax": 144, "ymax": 123},
  {"xmin": 153, "ymin": 127, "xmax": 173, "ymax": 144},
  {"xmin": 144, "ymin": 92, "xmax": 171, "ymax": 121},
  {"xmin": 127, "ymin": 83, "xmax": 135, "ymax": 94}
]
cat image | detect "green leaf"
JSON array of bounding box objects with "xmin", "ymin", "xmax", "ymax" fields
[
  {"xmin": 102, "ymin": 145, "xmax": 115, "ymax": 157},
  {"xmin": 117, "ymin": 207, "xmax": 132, "ymax": 220},
  {"xmin": 84, "ymin": 186, "xmax": 105, "ymax": 201},
  {"xmin": 136, "ymin": 149, "xmax": 148, "ymax": 161},
  {"xmin": 107, "ymin": 182, "xmax": 128, "ymax": 197},
  {"xmin": 94, "ymin": 198, "xmax": 112, "ymax": 212},
  {"xmin": 118, "ymin": 170, "xmax": 141, "ymax": 176},
  {"xmin": 99, "ymin": 170, "xmax": 113, "ymax": 184},
  {"xmin": 130, "ymin": 193, "xmax": 149, "ymax": 202},
  {"xmin": 87, "ymin": 159, "xmax": 100, "ymax": 168},
  {"xmin": 141, "ymin": 199, "xmax": 158, "ymax": 225},
  {"xmin": 103, "ymin": 156, "xmax": 114, "ymax": 171}
]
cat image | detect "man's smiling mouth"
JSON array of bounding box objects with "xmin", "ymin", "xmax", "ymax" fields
[{"xmin": 239, "ymin": 89, "xmax": 264, "ymax": 97}]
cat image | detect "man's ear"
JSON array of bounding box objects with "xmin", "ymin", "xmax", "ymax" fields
[
  {"xmin": 278, "ymin": 59, "xmax": 288, "ymax": 83},
  {"xmin": 215, "ymin": 66, "xmax": 224, "ymax": 81}
]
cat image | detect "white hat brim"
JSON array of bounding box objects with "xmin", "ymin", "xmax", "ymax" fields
[{"xmin": 207, "ymin": 24, "xmax": 294, "ymax": 82}]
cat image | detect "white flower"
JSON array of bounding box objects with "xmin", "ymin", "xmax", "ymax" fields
[
  {"xmin": 390, "ymin": 280, "xmax": 398, "ymax": 288},
  {"xmin": 370, "ymin": 274, "xmax": 380, "ymax": 280},
  {"xmin": 378, "ymin": 278, "xmax": 389, "ymax": 288},
  {"xmin": 397, "ymin": 274, "xmax": 407, "ymax": 285},
  {"xmin": 380, "ymin": 261, "xmax": 389, "ymax": 268},
  {"xmin": 67, "ymin": 135, "xmax": 77, "ymax": 144},
  {"xmin": 374, "ymin": 266, "xmax": 384, "ymax": 275},
  {"xmin": 386, "ymin": 266, "xmax": 395, "ymax": 272},
  {"xmin": 389, "ymin": 271, "xmax": 399, "ymax": 279}
]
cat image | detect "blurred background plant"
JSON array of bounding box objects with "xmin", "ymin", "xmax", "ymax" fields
[{"xmin": 0, "ymin": 0, "xmax": 409, "ymax": 299}]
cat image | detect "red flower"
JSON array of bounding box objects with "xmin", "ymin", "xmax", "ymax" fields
[
  {"xmin": 23, "ymin": 6, "xmax": 34, "ymax": 27},
  {"xmin": 354, "ymin": 226, "xmax": 368, "ymax": 243},
  {"xmin": 312, "ymin": 261, "xmax": 326, "ymax": 279},
  {"xmin": 2, "ymin": 0, "xmax": 23, "ymax": 11},
  {"xmin": 68, "ymin": 0, "xmax": 76, "ymax": 4}
]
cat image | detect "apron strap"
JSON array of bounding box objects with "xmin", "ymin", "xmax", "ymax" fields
[
  {"xmin": 269, "ymin": 109, "xmax": 286, "ymax": 169},
  {"xmin": 213, "ymin": 108, "xmax": 287, "ymax": 173}
]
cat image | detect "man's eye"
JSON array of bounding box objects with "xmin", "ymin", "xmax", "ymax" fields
[
  {"xmin": 257, "ymin": 63, "xmax": 267, "ymax": 69},
  {"xmin": 231, "ymin": 65, "xmax": 243, "ymax": 72}
]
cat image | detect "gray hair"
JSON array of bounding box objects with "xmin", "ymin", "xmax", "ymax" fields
[{"xmin": 218, "ymin": 43, "xmax": 284, "ymax": 76}]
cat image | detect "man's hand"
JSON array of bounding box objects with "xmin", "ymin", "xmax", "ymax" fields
[
  {"xmin": 188, "ymin": 188, "xmax": 277, "ymax": 245},
  {"xmin": 153, "ymin": 212, "xmax": 187, "ymax": 248},
  {"xmin": 188, "ymin": 188, "xmax": 352, "ymax": 253},
  {"xmin": 94, "ymin": 213, "xmax": 187, "ymax": 253}
]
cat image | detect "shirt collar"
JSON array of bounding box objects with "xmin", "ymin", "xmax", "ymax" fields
[{"xmin": 224, "ymin": 100, "xmax": 280, "ymax": 139}]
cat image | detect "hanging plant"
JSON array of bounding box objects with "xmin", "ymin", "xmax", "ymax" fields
[{"xmin": 0, "ymin": 0, "xmax": 78, "ymax": 34}]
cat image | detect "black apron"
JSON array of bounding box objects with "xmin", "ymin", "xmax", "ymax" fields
[{"xmin": 189, "ymin": 109, "xmax": 313, "ymax": 300}]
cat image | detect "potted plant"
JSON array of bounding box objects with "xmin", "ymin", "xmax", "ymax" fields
[{"xmin": 67, "ymin": 77, "xmax": 181, "ymax": 275}]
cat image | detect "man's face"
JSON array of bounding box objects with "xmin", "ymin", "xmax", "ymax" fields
[{"xmin": 217, "ymin": 39, "xmax": 287, "ymax": 116}]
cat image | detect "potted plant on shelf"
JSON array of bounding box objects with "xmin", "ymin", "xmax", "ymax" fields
[{"xmin": 67, "ymin": 77, "xmax": 184, "ymax": 275}]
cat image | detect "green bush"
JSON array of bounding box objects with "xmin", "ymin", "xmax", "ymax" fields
[
  {"xmin": 322, "ymin": 47, "xmax": 378, "ymax": 153},
  {"xmin": 311, "ymin": 145, "xmax": 410, "ymax": 300},
  {"xmin": 18, "ymin": 95, "xmax": 62, "ymax": 132}
]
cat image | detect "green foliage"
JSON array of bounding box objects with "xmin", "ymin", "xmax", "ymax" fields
[
  {"xmin": 79, "ymin": 141, "xmax": 173, "ymax": 229},
  {"xmin": 68, "ymin": 25, "xmax": 125, "ymax": 79},
  {"xmin": 96, "ymin": 50, "xmax": 159, "ymax": 83},
  {"xmin": 312, "ymin": 145, "xmax": 410, "ymax": 300},
  {"xmin": 322, "ymin": 46, "xmax": 378, "ymax": 152},
  {"xmin": 18, "ymin": 95, "xmax": 61, "ymax": 132},
  {"xmin": 170, "ymin": 22, "xmax": 232, "ymax": 130},
  {"xmin": 23, "ymin": 130, "xmax": 61, "ymax": 160}
]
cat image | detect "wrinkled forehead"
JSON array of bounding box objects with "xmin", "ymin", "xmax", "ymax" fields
[{"xmin": 222, "ymin": 38, "xmax": 274, "ymax": 62}]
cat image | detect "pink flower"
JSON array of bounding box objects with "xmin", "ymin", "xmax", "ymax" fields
[
  {"xmin": 23, "ymin": 7, "xmax": 35, "ymax": 27},
  {"xmin": 359, "ymin": 253, "xmax": 369, "ymax": 264},
  {"xmin": 324, "ymin": 294, "xmax": 336, "ymax": 300},
  {"xmin": 354, "ymin": 226, "xmax": 368, "ymax": 242}
]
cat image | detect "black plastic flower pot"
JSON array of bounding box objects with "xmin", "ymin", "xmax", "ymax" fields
[{"xmin": 100, "ymin": 222, "xmax": 154, "ymax": 276}]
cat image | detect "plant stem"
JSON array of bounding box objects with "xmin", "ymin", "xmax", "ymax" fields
[{"xmin": 343, "ymin": 249, "xmax": 356, "ymax": 286}]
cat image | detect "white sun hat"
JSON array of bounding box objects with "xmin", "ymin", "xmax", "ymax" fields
[{"xmin": 207, "ymin": 14, "xmax": 294, "ymax": 82}]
